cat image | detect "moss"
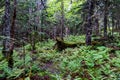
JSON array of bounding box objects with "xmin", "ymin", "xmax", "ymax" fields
[
  {"xmin": 53, "ymin": 37, "xmax": 106, "ymax": 51},
  {"xmin": 53, "ymin": 37, "xmax": 85, "ymax": 51}
]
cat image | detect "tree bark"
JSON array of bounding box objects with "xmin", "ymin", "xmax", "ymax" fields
[
  {"xmin": 94, "ymin": 17, "xmax": 99, "ymax": 35},
  {"xmin": 104, "ymin": 0, "xmax": 108, "ymax": 37},
  {"xmin": 2, "ymin": 0, "xmax": 13, "ymax": 68},
  {"xmin": 60, "ymin": 0, "xmax": 64, "ymax": 40},
  {"xmin": 111, "ymin": 16, "xmax": 114, "ymax": 35},
  {"xmin": 86, "ymin": 0, "xmax": 95, "ymax": 45}
]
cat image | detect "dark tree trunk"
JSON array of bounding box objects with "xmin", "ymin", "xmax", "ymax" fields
[
  {"xmin": 118, "ymin": 20, "xmax": 120, "ymax": 30},
  {"xmin": 9, "ymin": 0, "xmax": 17, "ymax": 68},
  {"xmin": 115, "ymin": 20, "xmax": 117, "ymax": 30},
  {"xmin": 2, "ymin": 0, "xmax": 13, "ymax": 68},
  {"xmin": 94, "ymin": 17, "xmax": 99, "ymax": 35},
  {"xmin": 104, "ymin": 0, "xmax": 108, "ymax": 37},
  {"xmin": 60, "ymin": 0, "xmax": 64, "ymax": 40},
  {"xmin": 111, "ymin": 16, "xmax": 114, "ymax": 35},
  {"xmin": 11, "ymin": 0, "xmax": 17, "ymax": 40},
  {"xmin": 86, "ymin": 0, "xmax": 95, "ymax": 45}
]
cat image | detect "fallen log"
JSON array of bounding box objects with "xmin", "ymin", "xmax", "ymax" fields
[
  {"xmin": 53, "ymin": 37, "xmax": 85, "ymax": 51},
  {"xmin": 53, "ymin": 37, "xmax": 84, "ymax": 51},
  {"xmin": 53, "ymin": 37, "xmax": 104, "ymax": 51}
]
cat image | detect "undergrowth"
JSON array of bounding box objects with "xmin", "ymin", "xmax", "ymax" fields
[{"xmin": 0, "ymin": 35, "xmax": 120, "ymax": 80}]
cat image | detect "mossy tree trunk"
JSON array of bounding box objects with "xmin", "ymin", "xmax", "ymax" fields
[{"xmin": 53, "ymin": 37, "xmax": 104, "ymax": 51}]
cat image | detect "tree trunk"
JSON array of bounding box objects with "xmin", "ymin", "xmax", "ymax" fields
[
  {"xmin": 86, "ymin": 0, "xmax": 95, "ymax": 45},
  {"xmin": 60, "ymin": 0, "xmax": 64, "ymax": 40},
  {"xmin": 104, "ymin": 0, "xmax": 108, "ymax": 37},
  {"xmin": 53, "ymin": 26, "xmax": 57, "ymax": 39},
  {"xmin": 10, "ymin": 0, "xmax": 17, "ymax": 68},
  {"xmin": 2, "ymin": 0, "xmax": 13, "ymax": 68},
  {"xmin": 94, "ymin": 17, "xmax": 99, "ymax": 35},
  {"xmin": 65, "ymin": 26, "xmax": 69, "ymax": 37},
  {"xmin": 111, "ymin": 16, "xmax": 114, "ymax": 35}
]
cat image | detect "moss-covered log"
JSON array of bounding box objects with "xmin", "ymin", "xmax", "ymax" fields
[
  {"xmin": 53, "ymin": 37, "xmax": 85, "ymax": 51},
  {"xmin": 53, "ymin": 37, "xmax": 105, "ymax": 51}
]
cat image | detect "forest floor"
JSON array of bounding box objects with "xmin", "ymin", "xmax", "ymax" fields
[{"xmin": 0, "ymin": 34, "xmax": 120, "ymax": 80}]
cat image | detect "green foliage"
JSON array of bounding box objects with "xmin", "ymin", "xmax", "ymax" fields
[
  {"xmin": 0, "ymin": 35, "xmax": 120, "ymax": 79},
  {"xmin": 0, "ymin": 0, "xmax": 120, "ymax": 79},
  {"xmin": 64, "ymin": 35, "xmax": 85, "ymax": 43},
  {"xmin": 47, "ymin": 0, "xmax": 85, "ymax": 34}
]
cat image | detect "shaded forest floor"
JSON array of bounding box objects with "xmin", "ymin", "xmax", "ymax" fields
[{"xmin": 0, "ymin": 34, "xmax": 120, "ymax": 80}]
